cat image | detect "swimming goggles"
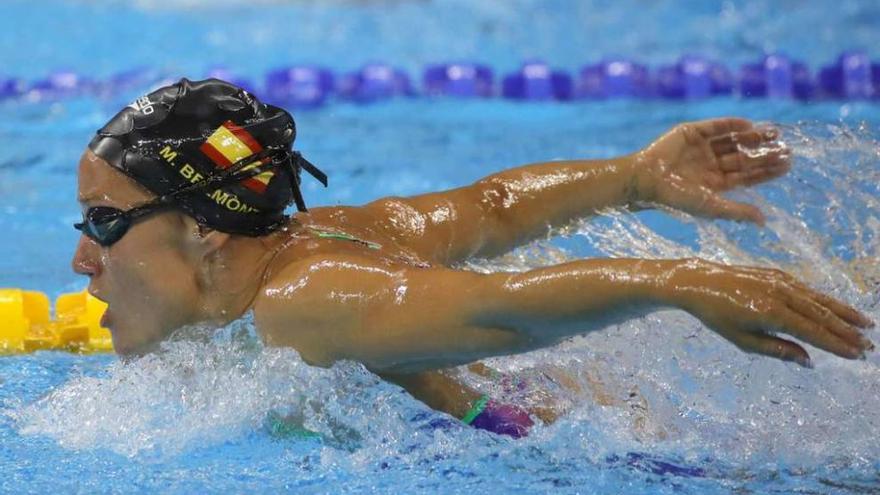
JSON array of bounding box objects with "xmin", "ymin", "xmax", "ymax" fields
[{"xmin": 74, "ymin": 147, "xmax": 298, "ymax": 247}]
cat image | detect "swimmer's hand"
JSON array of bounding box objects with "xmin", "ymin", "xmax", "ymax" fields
[
  {"xmin": 636, "ymin": 118, "xmax": 791, "ymax": 225},
  {"xmin": 669, "ymin": 259, "xmax": 874, "ymax": 367}
]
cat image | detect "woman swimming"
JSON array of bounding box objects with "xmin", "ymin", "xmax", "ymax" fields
[{"xmin": 72, "ymin": 79, "xmax": 874, "ymax": 436}]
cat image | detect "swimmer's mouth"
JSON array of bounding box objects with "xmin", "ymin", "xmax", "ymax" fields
[
  {"xmin": 88, "ymin": 288, "xmax": 113, "ymax": 330},
  {"xmin": 88, "ymin": 287, "xmax": 108, "ymax": 304},
  {"xmin": 100, "ymin": 309, "xmax": 112, "ymax": 330}
]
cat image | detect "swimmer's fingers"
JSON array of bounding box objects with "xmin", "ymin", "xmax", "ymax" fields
[
  {"xmin": 718, "ymin": 147, "xmax": 790, "ymax": 176},
  {"xmin": 692, "ymin": 117, "xmax": 754, "ymax": 139},
  {"xmin": 804, "ymin": 289, "xmax": 876, "ymax": 329},
  {"xmin": 707, "ymin": 195, "xmax": 766, "ymax": 225},
  {"xmin": 783, "ymin": 275, "xmax": 875, "ymax": 329},
  {"xmin": 722, "ymin": 161, "xmax": 791, "ymax": 190},
  {"xmin": 717, "ymin": 138, "xmax": 790, "ymax": 170},
  {"xmin": 688, "ymin": 260, "xmax": 873, "ymax": 366},
  {"xmin": 773, "ymin": 304, "xmax": 865, "ymax": 360},
  {"xmin": 675, "ymin": 184, "xmax": 766, "ymax": 224},
  {"xmin": 738, "ymin": 266, "xmax": 875, "ymax": 329},
  {"xmin": 710, "ymin": 127, "xmax": 791, "ymax": 190},
  {"xmin": 725, "ymin": 330, "xmax": 812, "ymax": 368},
  {"xmin": 785, "ymin": 294, "xmax": 873, "ymax": 352},
  {"xmin": 710, "ymin": 127, "xmax": 781, "ymax": 157},
  {"xmin": 727, "ymin": 266, "xmax": 868, "ymax": 359}
]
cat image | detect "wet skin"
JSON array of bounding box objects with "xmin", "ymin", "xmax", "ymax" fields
[{"xmin": 73, "ymin": 117, "xmax": 874, "ymax": 420}]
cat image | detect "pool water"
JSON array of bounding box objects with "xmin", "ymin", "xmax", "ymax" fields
[{"xmin": 1, "ymin": 1, "xmax": 879, "ymax": 493}]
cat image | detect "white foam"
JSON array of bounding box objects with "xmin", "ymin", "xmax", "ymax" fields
[{"xmin": 459, "ymin": 121, "xmax": 880, "ymax": 467}]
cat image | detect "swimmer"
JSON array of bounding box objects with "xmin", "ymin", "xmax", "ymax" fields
[{"xmin": 73, "ymin": 79, "xmax": 874, "ymax": 437}]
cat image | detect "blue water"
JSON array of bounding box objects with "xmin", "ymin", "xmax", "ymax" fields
[{"xmin": 1, "ymin": 1, "xmax": 879, "ymax": 493}]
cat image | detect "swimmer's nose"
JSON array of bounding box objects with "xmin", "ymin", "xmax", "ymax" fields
[{"xmin": 72, "ymin": 234, "xmax": 102, "ymax": 277}]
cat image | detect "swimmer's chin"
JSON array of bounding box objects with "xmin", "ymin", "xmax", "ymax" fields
[
  {"xmin": 112, "ymin": 338, "xmax": 162, "ymax": 362},
  {"xmin": 111, "ymin": 322, "xmax": 219, "ymax": 361},
  {"xmin": 107, "ymin": 323, "xmax": 165, "ymax": 360}
]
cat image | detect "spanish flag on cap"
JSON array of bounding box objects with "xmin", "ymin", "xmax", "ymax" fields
[{"xmin": 199, "ymin": 120, "xmax": 274, "ymax": 194}]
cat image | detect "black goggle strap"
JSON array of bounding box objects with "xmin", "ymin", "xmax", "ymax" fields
[
  {"xmin": 123, "ymin": 200, "xmax": 179, "ymax": 223},
  {"xmin": 295, "ymin": 152, "xmax": 328, "ymax": 187},
  {"xmin": 116, "ymin": 146, "xmax": 282, "ymax": 218},
  {"xmin": 287, "ymin": 152, "xmax": 328, "ymax": 213},
  {"xmin": 289, "ymin": 156, "xmax": 307, "ymax": 213},
  {"xmin": 162, "ymin": 146, "xmax": 286, "ymax": 202},
  {"xmin": 75, "ymin": 150, "xmax": 286, "ymax": 242},
  {"xmin": 85, "ymin": 148, "xmax": 329, "ymax": 230},
  {"xmin": 154, "ymin": 146, "xmax": 328, "ymax": 215}
]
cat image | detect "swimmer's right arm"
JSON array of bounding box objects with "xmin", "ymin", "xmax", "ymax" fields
[{"xmin": 254, "ymin": 254, "xmax": 873, "ymax": 374}]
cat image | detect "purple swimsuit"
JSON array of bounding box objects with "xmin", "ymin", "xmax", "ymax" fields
[{"xmin": 463, "ymin": 397, "xmax": 534, "ymax": 438}]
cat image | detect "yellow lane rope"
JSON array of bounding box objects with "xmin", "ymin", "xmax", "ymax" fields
[{"xmin": 0, "ymin": 289, "xmax": 112, "ymax": 354}]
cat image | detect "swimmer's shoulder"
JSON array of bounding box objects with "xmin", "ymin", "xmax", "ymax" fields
[
  {"xmin": 297, "ymin": 205, "xmax": 384, "ymax": 233},
  {"xmin": 301, "ymin": 203, "xmax": 438, "ymax": 248},
  {"xmin": 251, "ymin": 252, "xmax": 390, "ymax": 367},
  {"xmin": 289, "ymin": 206, "xmax": 433, "ymax": 267}
]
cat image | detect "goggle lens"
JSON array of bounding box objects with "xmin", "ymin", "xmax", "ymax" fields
[{"xmin": 74, "ymin": 207, "xmax": 131, "ymax": 247}]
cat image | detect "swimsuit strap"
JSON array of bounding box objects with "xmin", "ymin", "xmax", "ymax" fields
[
  {"xmin": 460, "ymin": 394, "xmax": 490, "ymax": 425},
  {"xmin": 306, "ymin": 227, "xmax": 382, "ymax": 250}
]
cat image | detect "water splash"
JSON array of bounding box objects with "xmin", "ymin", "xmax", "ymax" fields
[
  {"xmin": 12, "ymin": 317, "xmax": 402, "ymax": 458},
  {"xmin": 460, "ymin": 121, "xmax": 880, "ymax": 473}
]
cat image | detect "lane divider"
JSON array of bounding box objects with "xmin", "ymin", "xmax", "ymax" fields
[
  {"xmin": 0, "ymin": 52, "xmax": 878, "ymax": 106},
  {"xmin": 0, "ymin": 289, "xmax": 112, "ymax": 354}
]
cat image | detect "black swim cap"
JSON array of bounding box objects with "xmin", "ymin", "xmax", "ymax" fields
[{"xmin": 88, "ymin": 78, "xmax": 327, "ymax": 236}]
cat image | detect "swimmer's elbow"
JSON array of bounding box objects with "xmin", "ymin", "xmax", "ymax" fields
[{"xmin": 473, "ymin": 179, "xmax": 514, "ymax": 230}]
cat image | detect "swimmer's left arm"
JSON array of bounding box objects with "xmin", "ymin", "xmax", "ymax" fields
[
  {"xmin": 254, "ymin": 254, "xmax": 873, "ymax": 374},
  {"xmin": 361, "ymin": 118, "xmax": 789, "ymax": 264}
]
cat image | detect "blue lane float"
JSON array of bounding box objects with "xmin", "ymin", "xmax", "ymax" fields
[
  {"xmin": 265, "ymin": 66, "xmax": 334, "ymax": 109},
  {"xmin": 0, "ymin": 77, "xmax": 24, "ymax": 99},
  {"xmin": 26, "ymin": 70, "xmax": 94, "ymax": 101},
  {"xmin": 2, "ymin": 51, "xmax": 879, "ymax": 105},
  {"xmin": 576, "ymin": 59, "xmax": 651, "ymax": 99},
  {"xmin": 874, "ymin": 63, "xmax": 880, "ymax": 98},
  {"xmin": 819, "ymin": 51, "xmax": 875, "ymax": 99},
  {"xmin": 739, "ymin": 54, "xmax": 813, "ymax": 100},
  {"xmin": 104, "ymin": 67, "xmax": 162, "ymax": 93},
  {"xmin": 337, "ymin": 63, "xmax": 413, "ymax": 103},
  {"xmin": 502, "ymin": 61, "xmax": 572, "ymax": 101},
  {"xmin": 99, "ymin": 68, "xmax": 186, "ymax": 103},
  {"xmin": 205, "ymin": 67, "xmax": 257, "ymax": 96},
  {"xmin": 423, "ymin": 63, "xmax": 494, "ymax": 97},
  {"xmin": 655, "ymin": 56, "xmax": 732, "ymax": 99}
]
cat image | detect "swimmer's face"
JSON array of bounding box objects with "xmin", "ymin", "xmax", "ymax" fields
[{"xmin": 72, "ymin": 150, "xmax": 204, "ymax": 356}]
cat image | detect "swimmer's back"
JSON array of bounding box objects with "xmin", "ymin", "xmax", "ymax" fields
[{"xmin": 270, "ymin": 205, "xmax": 433, "ymax": 271}]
